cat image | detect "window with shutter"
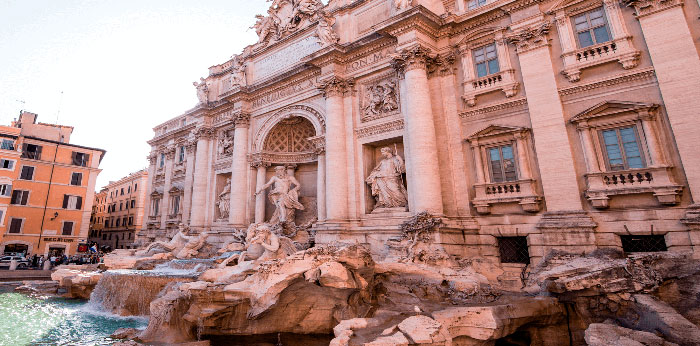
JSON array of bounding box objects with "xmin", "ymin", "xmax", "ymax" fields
[
  {"xmin": 19, "ymin": 166, "xmax": 34, "ymax": 180},
  {"xmin": 0, "ymin": 184, "xmax": 11, "ymax": 197},
  {"xmin": 11, "ymin": 190, "xmax": 28, "ymax": 205},
  {"xmin": 21, "ymin": 144, "xmax": 42, "ymax": 160},
  {"xmin": 70, "ymin": 172, "xmax": 82, "ymax": 186},
  {"xmin": 0, "ymin": 159, "xmax": 14, "ymax": 170},
  {"xmin": 9, "ymin": 218, "xmax": 23, "ymax": 233},
  {"xmin": 62, "ymin": 221, "xmax": 74, "ymax": 235}
]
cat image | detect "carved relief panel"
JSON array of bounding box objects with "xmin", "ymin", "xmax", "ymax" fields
[
  {"xmin": 359, "ymin": 74, "xmax": 401, "ymax": 123},
  {"xmin": 217, "ymin": 128, "xmax": 234, "ymax": 159}
]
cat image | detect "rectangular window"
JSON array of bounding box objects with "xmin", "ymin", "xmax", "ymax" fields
[
  {"xmin": 120, "ymin": 188, "xmax": 124, "ymax": 195},
  {"xmin": 130, "ymin": 200, "xmax": 135, "ymax": 208},
  {"xmin": 116, "ymin": 218, "xmax": 120, "ymax": 227},
  {"xmin": 487, "ymin": 145, "xmax": 517, "ymax": 183},
  {"xmin": 62, "ymin": 195, "xmax": 83, "ymax": 210},
  {"xmin": 128, "ymin": 216, "xmax": 133, "ymax": 226},
  {"xmin": 72, "ymin": 152, "xmax": 90, "ymax": 167},
  {"xmin": 573, "ymin": 7, "xmax": 611, "ymax": 48},
  {"xmin": 70, "ymin": 172, "xmax": 83, "ymax": 186},
  {"xmin": 10, "ymin": 190, "xmax": 29, "ymax": 205},
  {"xmin": 122, "ymin": 217, "xmax": 127, "ymax": 227},
  {"xmin": 19, "ymin": 166, "xmax": 34, "ymax": 180},
  {"xmin": 21, "ymin": 144, "xmax": 42, "ymax": 160},
  {"xmin": 8, "ymin": 218, "xmax": 23, "ymax": 234},
  {"xmin": 62, "ymin": 221, "xmax": 74, "ymax": 236},
  {"xmin": 0, "ymin": 159, "xmax": 14, "ymax": 170},
  {"xmin": 0, "ymin": 184, "xmax": 11, "ymax": 197},
  {"xmin": 498, "ymin": 237, "xmax": 530, "ymax": 264},
  {"xmin": 119, "ymin": 202, "xmax": 123, "ymax": 211},
  {"xmin": 468, "ymin": 0, "xmax": 487, "ymax": 9},
  {"xmin": 0, "ymin": 139, "xmax": 15, "ymax": 150},
  {"xmin": 152, "ymin": 199, "xmax": 160, "ymax": 216},
  {"xmin": 0, "ymin": 210, "xmax": 4, "ymax": 226},
  {"xmin": 179, "ymin": 146, "xmax": 185, "ymax": 163},
  {"xmin": 172, "ymin": 195, "xmax": 180, "ymax": 215},
  {"xmin": 601, "ymin": 126, "xmax": 645, "ymax": 171},
  {"xmin": 621, "ymin": 235, "xmax": 667, "ymax": 253},
  {"xmin": 159, "ymin": 153, "xmax": 165, "ymax": 168},
  {"xmin": 104, "ymin": 219, "xmax": 109, "ymax": 228},
  {"xmin": 473, "ymin": 43, "xmax": 499, "ymax": 78}
]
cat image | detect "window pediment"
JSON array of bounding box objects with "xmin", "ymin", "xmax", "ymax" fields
[
  {"xmin": 150, "ymin": 188, "xmax": 163, "ymax": 198},
  {"xmin": 547, "ymin": 0, "xmax": 600, "ymax": 14},
  {"xmin": 570, "ymin": 101, "xmax": 658, "ymax": 124},
  {"xmin": 168, "ymin": 184, "xmax": 183, "ymax": 194},
  {"xmin": 467, "ymin": 125, "xmax": 529, "ymax": 141},
  {"xmin": 456, "ymin": 26, "xmax": 504, "ymax": 49}
]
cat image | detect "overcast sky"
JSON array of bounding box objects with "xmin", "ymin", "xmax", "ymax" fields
[{"xmin": 0, "ymin": 0, "xmax": 270, "ymax": 189}]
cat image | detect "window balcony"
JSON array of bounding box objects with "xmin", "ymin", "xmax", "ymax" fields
[
  {"xmin": 472, "ymin": 179, "xmax": 541, "ymax": 214},
  {"xmin": 462, "ymin": 69, "xmax": 519, "ymax": 107},
  {"xmin": 584, "ymin": 167, "xmax": 682, "ymax": 208},
  {"xmin": 166, "ymin": 213, "xmax": 182, "ymax": 225},
  {"xmin": 561, "ymin": 37, "xmax": 640, "ymax": 82},
  {"xmin": 147, "ymin": 215, "xmax": 161, "ymax": 226}
]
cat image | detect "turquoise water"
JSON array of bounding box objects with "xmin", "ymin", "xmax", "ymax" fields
[{"xmin": 0, "ymin": 293, "xmax": 148, "ymax": 346}]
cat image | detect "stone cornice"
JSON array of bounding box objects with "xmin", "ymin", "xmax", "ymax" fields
[
  {"xmin": 558, "ymin": 68, "xmax": 656, "ymax": 97},
  {"xmin": 458, "ymin": 98, "xmax": 528, "ymax": 119},
  {"xmin": 377, "ymin": 5, "xmax": 444, "ymax": 42},
  {"xmin": 623, "ymin": 0, "xmax": 684, "ymax": 17}
]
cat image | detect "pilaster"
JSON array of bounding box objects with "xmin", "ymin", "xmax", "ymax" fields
[
  {"xmin": 190, "ymin": 126, "xmax": 215, "ymax": 228},
  {"xmin": 229, "ymin": 112, "xmax": 251, "ymax": 226}
]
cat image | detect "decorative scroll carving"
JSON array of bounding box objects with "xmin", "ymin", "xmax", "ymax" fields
[
  {"xmin": 307, "ymin": 135, "xmax": 326, "ymax": 155},
  {"xmin": 147, "ymin": 153, "xmax": 158, "ymax": 165},
  {"xmin": 362, "ymin": 80, "xmax": 399, "ymax": 122},
  {"xmin": 506, "ymin": 21, "xmax": 552, "ymax": 53}
]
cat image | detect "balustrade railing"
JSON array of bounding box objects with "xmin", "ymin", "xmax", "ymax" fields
[{"xmin": 576, "ymin": 42, "xmax": 617, "ymax": 62}]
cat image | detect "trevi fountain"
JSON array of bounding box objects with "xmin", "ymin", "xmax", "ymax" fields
[{"xmin": 6, "ymin": 0, "xmax": 700, "ymax": 344}]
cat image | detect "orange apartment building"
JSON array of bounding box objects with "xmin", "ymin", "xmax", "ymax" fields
[
  {"xmin": 88, "ymin": 169, "xmax": 148, "ymax": 250},
  {"xmin": 0, "ymin": 111, "xmax": 105, "ymax": 257}
]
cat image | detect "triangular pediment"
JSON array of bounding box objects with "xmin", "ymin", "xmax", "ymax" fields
[
  {"xmin": 570, "ymin": 101, "xmax": 658, "ymax": 123},
  {"xmin": 168, "ymin": 184, "xmax": 183, "ymax": 194},
  {"xmin": 546, "ymin": 0, "xmax": 591, "ymax": 13},
  {"xmin": 150, "ymin": 188, "xmax": 163, "ymax": 198},
  {"xmin": 468, "ymin": 125, "xmax": 528, "ymax": 140}
]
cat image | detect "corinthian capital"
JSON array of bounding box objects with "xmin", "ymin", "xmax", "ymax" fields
[
  {"xmin": 192, "ymin": 126, "xmax": 215, "ymax": 141},
  {"xmin": 233, "ymin": 112, "xmax": 251, "ymax": 128},
  {"xmin": 390, "ymin": 45, "xmax": 438, "ymax": 77},
  {"xmin": 506, "ymin": 21, "xmax": 552, "ymax": 54},
  {"xmin": 317, "ymin": 76, "xmax": 354, "ymax": 98}
]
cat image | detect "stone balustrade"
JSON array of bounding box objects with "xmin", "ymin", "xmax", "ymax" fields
[
  {"xmin": 462, "ymin": 69, "xmax": 518, "ymax": 107},
  {"xmin": 585, "ymin": 167, "xmax": 682, "ymax": 208},
  {"xmin": 472, "ymin": 179, "xmax": 540, "ymax": 214},
  {"xmin": 561, "ymin": 37, "xmax": 640, "ymax": 82}
]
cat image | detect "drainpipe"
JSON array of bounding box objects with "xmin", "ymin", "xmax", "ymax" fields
[{"xmin": 37, "ymin": 142, "xmax": 59, "ymax": 255}]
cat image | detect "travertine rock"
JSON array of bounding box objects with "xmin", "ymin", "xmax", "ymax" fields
[
  {"xmin": 363, "ymin": 331, "xmax": 410, "ymax": 346},
  {"xmin": 585, "ymin": 323, "xmax": 678, "ymax": 346},
  {"xmin": 397, "ymin": 315, "xmax": 443, "ymax": 344},
  {"xmin": 318, "ymin": 261, "xmax": 356, "ymax": 289},
  {"xmin": 632, "ymin": 294, "xmax": 700, "ymax": 346}
]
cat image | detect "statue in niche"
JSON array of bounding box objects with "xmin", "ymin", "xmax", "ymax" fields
[
  {"xmin": 230, "ymin": 57, "xmax": 247, "ymax": 88},
  {"xmin": 315, "ymin": 10, "xmax": 339, "ymax": 47},
  {"xmin": 217, "ymin": 131, "xmax": 233, "ymax": 158},
  {"xmin": 218, "ymin": 223, "xmax": 297, "ymax": 268},
  {"xmin": 363, "ymin": 81, "xmax": 399, "ymax": 118},
  {"xmin": 193, "ymin": 78, "xmax": 209, "ymax": 104},
  {"xmin": 256, "ymin": 166, "xmax": 305, "ymax": 223},
  {"xmin": 366, "ymin": 147, "xmax": 408, "ymax": 211},
  {"xmin": 217, "ymin": 178, "xmax": 231, "ymax": 219},
  {"xmin": 394, "ymin": 0, "xmax": 414, "ymax": 9}
]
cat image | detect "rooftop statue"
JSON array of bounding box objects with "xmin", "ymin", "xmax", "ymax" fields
[
  {"xmin": 315, "ymin": 9, "xmax": 339, "ymax": 47},
  {"xmin": 252, "ymin": 0, "xmax": 326, "ymax": 47},
  {"xmin": 192, "ymin": 78, "xmax": 209, "ymax": 104}
]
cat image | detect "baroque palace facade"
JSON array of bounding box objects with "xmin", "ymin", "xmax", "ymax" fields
[{"xmin": 144, "ymin": 0, "xmax": 700, "ymax": 266}]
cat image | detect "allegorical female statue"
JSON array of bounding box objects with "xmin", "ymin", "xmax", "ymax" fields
[
  {"xmin": 366, "ymin": 147, "xmax": 408, "ymax": 210},
  {"xmin": 217, "ymin": 178, "xmax": 231, "ymax": 219},
  {"xmin": 256, "ymin": 166, "xmax": 304, "ymax": 223}
]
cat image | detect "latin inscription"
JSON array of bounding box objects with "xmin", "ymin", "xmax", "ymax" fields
[
  {"xmin": 252, "ymin": 79, "xmax": 316, "ymax": 109},
  {"xmin": 253, "ymin": 36, "xmax": 321, "ymax": 82},
  {"xmin": 347, "ymin": 47, "xmax": 393, "ymax": 73}
]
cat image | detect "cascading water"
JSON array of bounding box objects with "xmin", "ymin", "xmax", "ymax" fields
[{"xmin": 87, "ymin": 259, "xmax": 214, "ymax": 317}]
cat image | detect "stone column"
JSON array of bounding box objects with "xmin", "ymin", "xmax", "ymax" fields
[
  {"xmin": 626, "ymin": 0, "xmax": 700, "ymax": 201},
  {"xmin": 514, "ymin": 132, "xmax": 532, "ymax": 180},
  {"xmin": 507, "ymin": 19, "xmax": 583, "ymax": 210},
  {"xmin": 145, "ymin": 153, "xmax": 157, "ymax": 221},
  {"xmin": 190, "ymin": 127, "xmax": 213, "ymax": 228},
  {"xmin": 253, "ymin": 161, "xmax": 268, "ymax": 223},
  {"xmin": 578, "ymin": 122, "xmax": 601, "ymax": 173},
  {"xmin": 229, "ymin": 113, "xmax": 251, "ymax": 226},
  {"xmin": 392, "ymin": 46, "xmax": 444, "ymax": 214},
  {"xmin": 318, "ymin": 77, "xmax": 350, "ymax": 222},
  {"xmin": 160, "ymin": 146, "xmax": 175, "ymax": 229},
  {"xmin": 182, "ymin": 140, "xmax": 197, "ymax": 225},
  {"xmin": 309, "ymin": 136, "xmax": 327, "ymax": 222},
  {"xmin": 639, "ymin": 111, "xmax": 665, "ymax": 167},
  {"xmin": 471, "ymin": 141, "xmax": 486, "ymax": 184}
]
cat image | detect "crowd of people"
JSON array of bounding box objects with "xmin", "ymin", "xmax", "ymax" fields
[{"xmin": 4, "ymin": 252, "xmax": 104, "ymax": 270}]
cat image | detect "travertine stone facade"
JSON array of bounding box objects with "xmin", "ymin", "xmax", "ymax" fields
[{"xmin": 144, "ymin": 0, "xmax": 700, "ymax": 265}]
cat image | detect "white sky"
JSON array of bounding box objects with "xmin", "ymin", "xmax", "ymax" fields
[{"xmin": 0, "ymin": 0, "xmax": 270, "ymax": 189}]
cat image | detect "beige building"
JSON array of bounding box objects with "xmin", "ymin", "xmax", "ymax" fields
[
  {"xmin": 0, "ymin": 111, "xmax": 105, "ymax": 256},
  {"xmin": 143, "ymin": 0, "xmax": 700, "ymax": 266},
  {"xmin": 90, "ymin": 169, "xmax": 148, "ymax": 250}
]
